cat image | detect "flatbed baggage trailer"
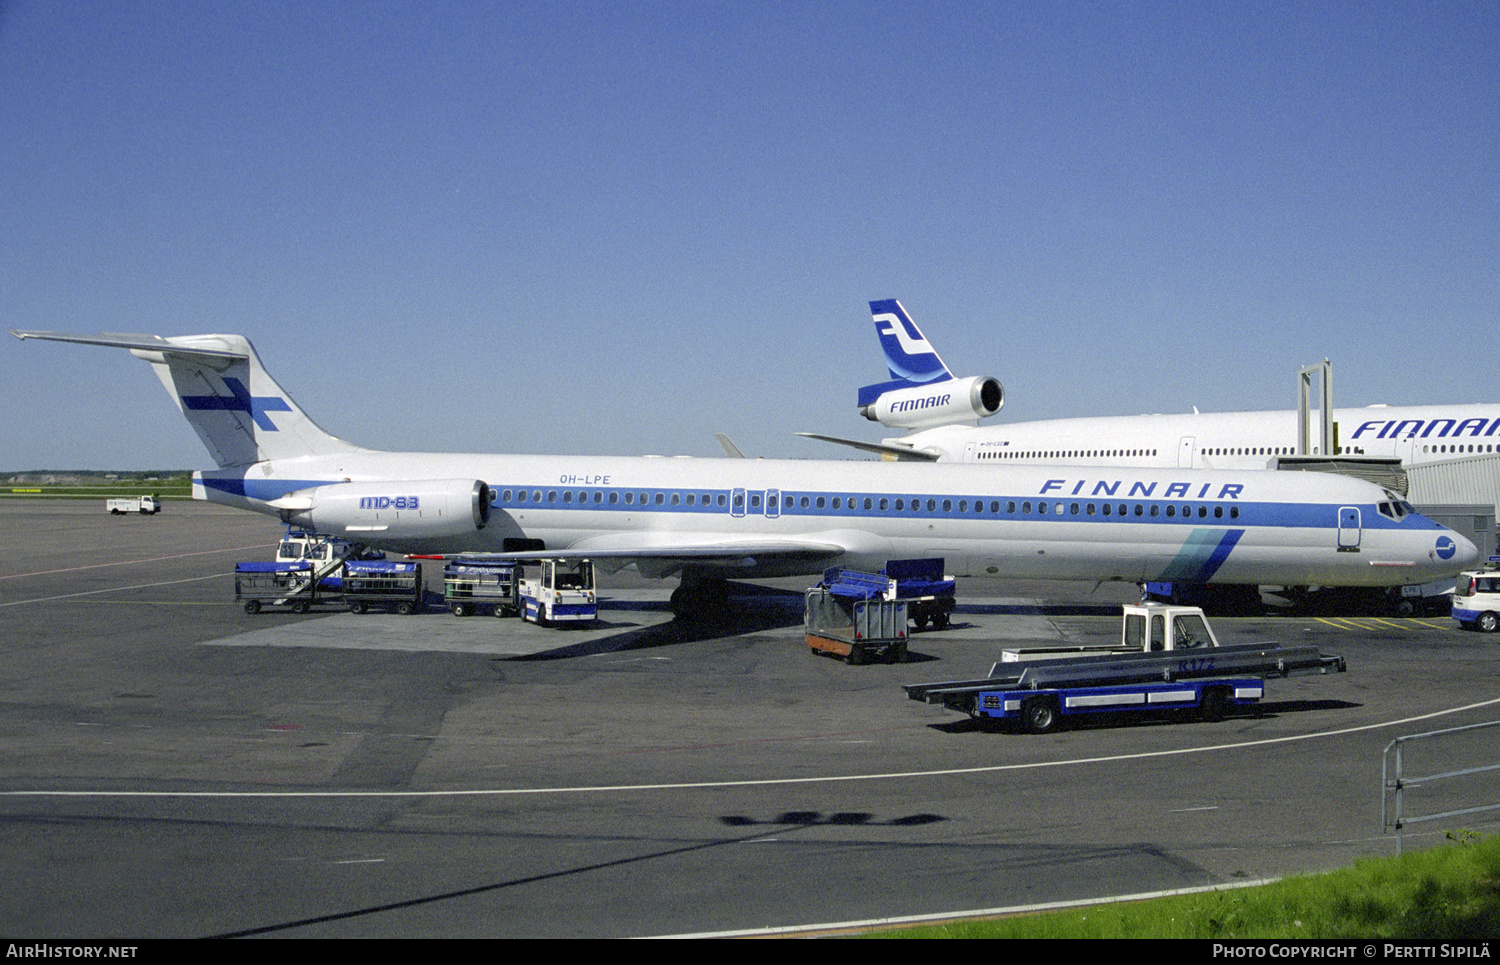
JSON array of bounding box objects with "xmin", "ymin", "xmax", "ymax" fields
[
  {"xmin": 903, "ymin": 603, "xmax": 1345, "ymax": 732},
  {"xmin": 343, "ymin": 560, "xmax": 424, "ymax": 615},
  {"xmin": 805, "ymin": 584, "xmax": 909, "ymax": 664},
  {"xmin": 235, "ymin": 561, "xmax": 320, "ymax": 614},
  {"xmin": 444, "ymin": 560, "xmax": 520, "ymax": 617},
  {"xmin": 971, "ymin": 677, "xmax": 1267, "ymax": 733}
]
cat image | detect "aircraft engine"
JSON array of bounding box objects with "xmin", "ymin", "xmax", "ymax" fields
[
  {"xmin": 272, "ymin": 478, "xmax": 492, "ymax": 539},
  {"xmin": 861, "ymin": 375, "xmax": 1003, "ymax": 430}
]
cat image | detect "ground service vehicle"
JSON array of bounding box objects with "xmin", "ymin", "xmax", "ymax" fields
[
  {"xmin": 106, "ymin": 495, "xmax": 160, "ymax": 515},
  {"xmin": 998, "ymin": 603, "xmax": 1223, "ymax": 663},
  {"xmin": 276, "ymin": 531, "xmax": 385, "ymax": 566},
  {"xmin": 904, "ymin": 603, "xmax": 1346, "ymax": 732},
  {"xmin": 515, "ymin": 559, "xmax": 596, "ymax": 625},
  {"xmin": 1452, "ymin": 564, "xmax": 1500, "ymax": 632}
]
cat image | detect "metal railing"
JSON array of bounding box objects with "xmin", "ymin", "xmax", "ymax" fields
[{"xmin": 1382, "ymin": 720, "xmax": 1500, "ymax": 854}]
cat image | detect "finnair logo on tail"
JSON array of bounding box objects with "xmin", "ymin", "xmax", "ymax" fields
[
  {"xmin": 870, "ymin": 299, "xmax": 949, "ymax": 385},
  {"xmin": 181, "ymin": 378, "xmax": 292, "ymax": 431}
]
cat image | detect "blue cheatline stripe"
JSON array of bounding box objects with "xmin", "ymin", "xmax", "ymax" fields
[
  {"xmin": 199, "ymin": 475, "xmax": 1391, "ymax": 536},
  {"xmin": 1158, "ymin": 529, "xmax": 1245, "ymax": 582}
]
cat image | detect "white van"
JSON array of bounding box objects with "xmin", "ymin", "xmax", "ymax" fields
[{"xmin": 1452, "ymin": 567, "xmax": 1500, "ymax": 632}]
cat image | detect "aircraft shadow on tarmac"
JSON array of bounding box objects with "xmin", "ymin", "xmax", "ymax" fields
[
  {"xmin": 719, "ymin": 810, "xmax": 946, "ymax": 828},
  {"xmin": 206, "ymin": 807, "xmax": 940, "ymax": 939},
  {"xmin": 514, "ymin": 583, "xmax": 808, "ymax": 660},
  {"xmin": 958, "ymin": 602, "xmax": 1120, "ymax": 617}
]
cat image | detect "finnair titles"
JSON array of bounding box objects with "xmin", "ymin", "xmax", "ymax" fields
[{"xmin": 10, "ymin": 328, "xmax": 1476, "ymax": 614}]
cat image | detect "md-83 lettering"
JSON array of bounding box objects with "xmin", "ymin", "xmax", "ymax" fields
[{"xmin": 358, "ymin": 495, "xmax": 421, "ymax": 510}]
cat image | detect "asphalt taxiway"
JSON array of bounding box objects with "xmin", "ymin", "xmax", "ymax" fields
[{"xmin": 2, "ymin": 499, "xmax": 1498, "ymax": 938}]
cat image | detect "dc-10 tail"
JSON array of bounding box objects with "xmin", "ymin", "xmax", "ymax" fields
[
  {"xmin": 8, "ymin": 330, "xmax": 365, "ymax": 468},
  {"xmin": 851, "ymin": 299, "xmax": 1004, "ymax": 431}
]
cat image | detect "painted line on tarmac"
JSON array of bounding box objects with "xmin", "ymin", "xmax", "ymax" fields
[
  {"xmin": 6, "ymin": 695, "xmax": 1500, "ymax": 800},
  {"xmin": 1313, "ymin": 616, "xmax": 1446, "ymax": 631},
  {"xmin": 0, "ymin": 573, "xmax": 227, "ymax": 608},
  {"xmin": 0, "ymin": 543, "xmax": 272, "ymax": 580},
  {"xmin": 650, "ymin": 877, "xmax": 1279, "ymax": 938}
]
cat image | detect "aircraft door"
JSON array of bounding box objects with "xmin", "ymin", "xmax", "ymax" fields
[
  {"xmin": 730, "ymin": 488, "xmax": 747, "ymax": 518},
  {"xmin": 764, "ymin": 489, "xmax": 781, "ymax": 518},
  {"xmin": 1338, "ymin": 506, "xmax": 1361, "ymax": 551},
  {"xmin": 1178, "ymin": 437, "xmax": 1197, "ymax": 468}
]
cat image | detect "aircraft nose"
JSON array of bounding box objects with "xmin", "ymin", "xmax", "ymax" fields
[{"xmin": 1436, "ymin": 530, "xmax": 1480, "ymax": 571}]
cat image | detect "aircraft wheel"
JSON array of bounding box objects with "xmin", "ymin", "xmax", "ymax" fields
[
  {"xmin": 1478, "ymin": 612, "xmax": 1499, "ymax": 634},
  {"xmin": 1199, "ymin": 688, "xmax": 1229, "ymax": 722},
  {"xmin": 243, "ymin": 600, "xmax": 261, "ymax": 615},
  {"xmin": 1021, "ymin": 697, "xmax": 1058, "ymax": 734}
]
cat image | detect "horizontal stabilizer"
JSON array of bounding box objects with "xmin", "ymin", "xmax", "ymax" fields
[
  {"xmin": 9, "ymin": 329, "xmax": 245, "ymax": 362},
  {"xmin": 12, "ymin": 328, "xmax": 365, "ymax": 468},
  {"xmin": 795, "ymin": 432, "xmax": 940, "ymax": 461}
]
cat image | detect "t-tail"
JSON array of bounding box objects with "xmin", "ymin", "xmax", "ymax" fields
[
  {"xmin": 856, "ymin": 300, "xmax": 1003, "ymax": 430},
  {"xmin": 8, "ymin": 330, "xmax": 365, "ymax": 468}
]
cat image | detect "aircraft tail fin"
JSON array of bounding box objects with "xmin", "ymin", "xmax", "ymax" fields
[
  {"xmin": 9, "ymin": 330, "xmax": 366, "ymax": 468},
  {"xmin": 858, "ymin": 299, "xmax": 955, "ymax": 407}
]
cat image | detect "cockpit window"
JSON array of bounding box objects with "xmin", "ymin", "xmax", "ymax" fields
[{"xmin": 1377, "ymin": 492, "xmax": 1411, "ymax": 521}]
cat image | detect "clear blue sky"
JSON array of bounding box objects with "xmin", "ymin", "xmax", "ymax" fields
[{"xmin": 3, "ymin": 0, "xmax": 1495, "ymax": 470}]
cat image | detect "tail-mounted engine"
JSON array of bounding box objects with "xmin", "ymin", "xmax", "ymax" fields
[
  {"xmin": 271, "ymin": 478, "xmax": 491, "ymax": 539},
  {"xmin": 861, "ymin": 375, "xmax": 1003, "ymax": 430}
]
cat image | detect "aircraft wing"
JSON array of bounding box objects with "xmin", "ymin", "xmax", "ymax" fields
[
  {"xmin": 444, "ymin": 535, "xmax": 848, "ymax": 579},
  {"xmin": 795, "ymin": 431, "xmax": 940, "ymax": 462}
]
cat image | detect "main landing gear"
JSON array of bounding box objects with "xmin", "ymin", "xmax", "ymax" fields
[{"xmin": 668, "ymin": 576, "xmax": 731, "ymax": 620}]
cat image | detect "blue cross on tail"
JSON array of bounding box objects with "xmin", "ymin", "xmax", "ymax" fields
[{"xmin": 181, "ymin": 377, "xmax": 292, "ymax": 431}]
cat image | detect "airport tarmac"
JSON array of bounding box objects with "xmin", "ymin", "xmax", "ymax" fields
[{"xmin": 2, "ymin": 499, "xmax": 1498, "ymax": 938}]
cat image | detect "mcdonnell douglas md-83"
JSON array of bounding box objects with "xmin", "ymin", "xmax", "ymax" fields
[
  {"xmin": 802, "ymin": 300, "xmax": 1500, "ymax": 471},
  {"xmin": 11, "ymin": 329, "xmax": 1477, "ymax": 614}
]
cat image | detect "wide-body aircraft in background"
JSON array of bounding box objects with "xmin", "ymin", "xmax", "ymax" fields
[{"xmin": 803, "ymin": 299, "xmax": 1500, "ymax": 472}]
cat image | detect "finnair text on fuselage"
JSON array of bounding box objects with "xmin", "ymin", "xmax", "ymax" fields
[
  {"xmin": 1039, "ymin": 479, "xmax": 1245, "ymax": 499},
  {"xmin": 1351, "ymin": 417, "xmax": 1500, "ymax": 440}
]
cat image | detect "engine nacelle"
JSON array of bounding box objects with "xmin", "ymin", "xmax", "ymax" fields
[
  {"xmin": 272, "ymin": 478, "xmax": 491, "ymax": 540},
  {"xmin": 861, "ymin": 375, "xmax": 1003, "ymax": 430}
]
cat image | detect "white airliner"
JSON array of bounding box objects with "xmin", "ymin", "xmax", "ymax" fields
[
  {"xmin": 803, "ymin": 300, "xmax": 1500, "ymax": 470},
  {"xmin": 10, "ymin": 329, "xmax": 1477, "ymax": 613}
]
